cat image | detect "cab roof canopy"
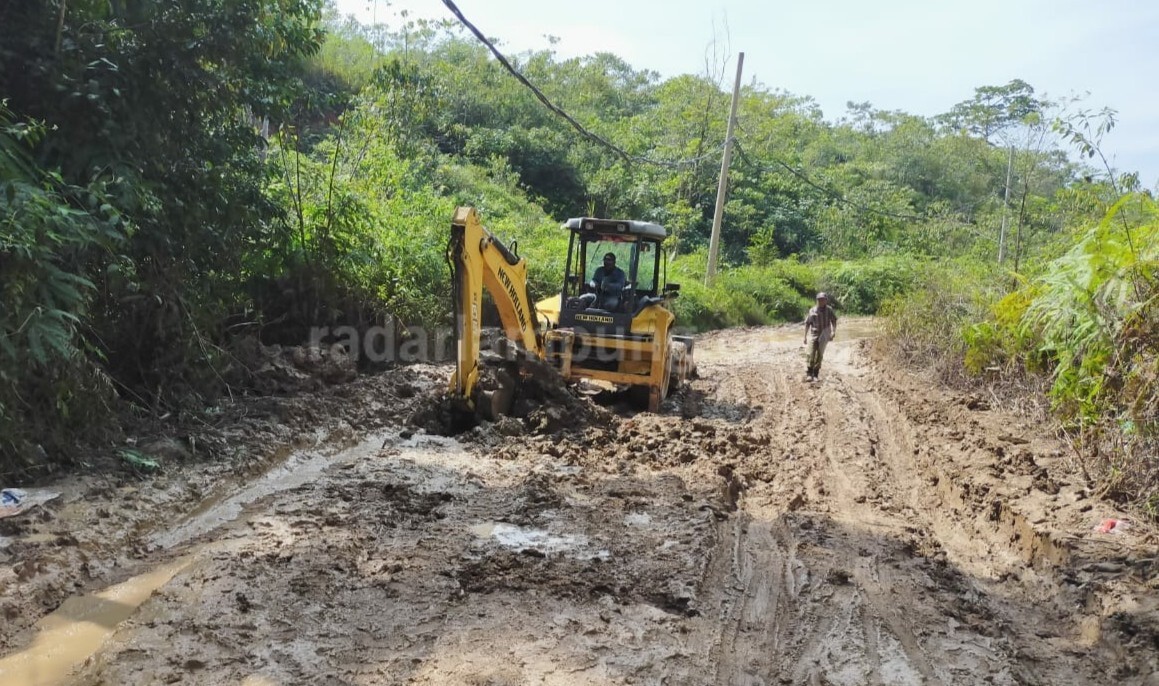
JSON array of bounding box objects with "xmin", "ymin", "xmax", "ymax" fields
[{"xmin": 564, "ymin": 217, "xmax": 666, "ymax": 240}]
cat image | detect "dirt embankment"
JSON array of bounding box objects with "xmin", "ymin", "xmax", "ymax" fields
[{"xmin": 1, "ymin": 322, "xmax": 1156, "ymax": 685}]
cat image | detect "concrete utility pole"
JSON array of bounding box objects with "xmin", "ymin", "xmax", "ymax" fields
[
  {"xmin": 997, "ymin": 144, "xmax": 1014, "ymax": 264},
  {"xmin": 706, "ymin": 51, "xmax": 744, "ymax": 287}
]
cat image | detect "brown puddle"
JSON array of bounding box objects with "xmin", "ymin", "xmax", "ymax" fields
[
  {"xmin": 760, "ymin": 316, "xmax": 879, "ymax": 344},
  {"xmin": 0, "ymin": 431, "xmax": 401, "ymax": 685},
  {"xmin": 0, "ymin": 556, "xmax": 193, "ymax": 686}
]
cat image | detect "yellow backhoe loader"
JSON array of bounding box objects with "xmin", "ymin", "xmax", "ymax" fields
[{"xmin": 447, "ymin": 206, "xmax": 694, "ymax": 420}]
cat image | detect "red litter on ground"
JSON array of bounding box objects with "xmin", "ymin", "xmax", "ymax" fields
[{"xmin": 1095, "ymin": 518, "xmax": 1128, "ymax": 534}]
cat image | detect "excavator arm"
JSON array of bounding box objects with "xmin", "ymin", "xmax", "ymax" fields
[{"xmin": 447, "ymin": 207, "xmax": 543, "ymax": 410}]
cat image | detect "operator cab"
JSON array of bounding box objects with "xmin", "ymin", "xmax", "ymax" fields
[{"xmin": 557, "ymin": 217, "xmax": 677, "ymax": 334}]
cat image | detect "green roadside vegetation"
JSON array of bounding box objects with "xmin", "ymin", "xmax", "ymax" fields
[
  {"xmin": 0, "ymin": 3, "xmax": 1153, "ymax": 515},
  {"xmin": 884, "ymin": 197, "xmax": 1157, "ymax": 516}
]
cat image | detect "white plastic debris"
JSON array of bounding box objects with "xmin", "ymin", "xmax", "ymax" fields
[{"xmin": 0, "ymin": 488, "xmax": 61, "ymax": 519}]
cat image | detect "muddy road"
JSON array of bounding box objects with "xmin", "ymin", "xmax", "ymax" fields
[{"xmin": 1, "ymin": 322, "xmax": 1156, "ymax": 685}]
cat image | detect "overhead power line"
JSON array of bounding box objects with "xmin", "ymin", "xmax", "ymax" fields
[
  {"xmin": 439, "ymin": 0, "xmax": 721, "ymax": 170},
  {"xmin": 732, "ymin": 139, "xmax": 928, "ymax": 222}
]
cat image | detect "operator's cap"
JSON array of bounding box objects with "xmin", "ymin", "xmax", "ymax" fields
[{"xmin": 816, "ymin": 292, "xmax": 828, "ymax": 300}]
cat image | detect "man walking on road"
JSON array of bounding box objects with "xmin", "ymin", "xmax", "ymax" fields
[{"xmin": 803, "ymin": 292, "xmax": 837, "ymax": 381}]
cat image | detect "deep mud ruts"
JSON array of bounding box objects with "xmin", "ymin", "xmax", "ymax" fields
[{"xmin": 1, "ymin": 322, "xmax": 1156, "ymax": 685}]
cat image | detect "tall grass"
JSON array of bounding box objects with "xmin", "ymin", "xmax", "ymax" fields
[{"xmin": 669, "ymin": 255, "xmax": 811, "ymax": 331}]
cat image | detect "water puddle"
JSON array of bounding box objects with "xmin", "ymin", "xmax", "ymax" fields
[
  {"xmin": 151, "ymin": 430, "xmax": 391, "ymax": 549},
  {"xmin": 0, "ymin": 556, "xmax": 194, "ymax": 686},
  {"xmin": 399, "ymin": 433, "xmax": 461, "ymax": 450},
  {"xmin": 470, "ymin": 522, "xmax": 584, "ymax": 553},
  {"xmin": 840, "ymin": 318, "xmax": 880, "ymax": 340},
  {"xmin": 470, "ymin": 522, "xmax": 609, "ymax": 560},
  {"xmin": 551, "ymin": 465, "xmax": 583, "ymax": 476},
  {"xmin": 760, "ymin": 317, "xmax": 879, "ymax": 344},
  {"xmin": 624, "ymin": 512, "xmax": 653, "ymax": 527}
]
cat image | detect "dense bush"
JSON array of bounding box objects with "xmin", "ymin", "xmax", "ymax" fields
[
  {"xmin": 884, "ymin": 195, "xmax": 1158, "ymax": 517},
  {"xmin": 0, "ymin": 0, "xmax": 325, "ymax": 474},
  {"xmin": 760, "ymin": 260, "xmax": 822, "ymax": 301},
  {"xmin": 260, "ymin": 101, "xmax": 569, "ymax": 340},
  {"xmin": 816, "ymin": 256, "xmax": 925, "ymax": 315},
  {"xmin": 665, "ymin": 253, "xmax": 934, "ymax": 332},
  {"xmin": 1016, "ymin": 195, "xmax": 1157, "ymax": 511},
  {"xmin": 879, "ymin": 260, "xmax": 1002, "ymax": 377},
  {"xmin": 668, "ymin": 256, "xmax": 815, "ymax": 331},
  {"xmin": 0, "ymin": 111, "xmax": 127, "ymax": 473}
]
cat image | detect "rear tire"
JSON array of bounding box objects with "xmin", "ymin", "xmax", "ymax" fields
[
  {"xmin": 626, "ymin": 384, "xmax": 651, "ymax": 409},
  {"xmin": 660, "ymin": 349, "xmax": 673, "ymax": 401},
  {"xmin": 667, "ymin": 338, "xmax": 690, "ymax": 391}
]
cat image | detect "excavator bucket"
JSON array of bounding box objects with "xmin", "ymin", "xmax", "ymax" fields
[{"xmin": 475, "ymin": 368, "xmax": 517, "ymax": 422}]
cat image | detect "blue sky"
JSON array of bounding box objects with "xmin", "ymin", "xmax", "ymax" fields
[{"xmin": 334, "ymin": 0, "xmax": 1159, "ymax": 189}]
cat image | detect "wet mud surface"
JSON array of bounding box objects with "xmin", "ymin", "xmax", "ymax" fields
[{"xmin": 2, "ymin": 322, "xmax": 1157, "ymax": 684}]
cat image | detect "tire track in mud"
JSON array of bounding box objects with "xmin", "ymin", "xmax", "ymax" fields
[
  {"xmin": 833, "ymin": 370, "xmax": 1130, "ymax": 686},
  {"xmin": 700, "ymin": 351, "xmax": 861, "ymax": 686},
  {"xmin": 693, "ymin": 349, "xmax": 800, "ymax": 686},
  {"xmin": 694, "ymin": 328, "xmax": 1148, "ymax": 686},
  {"xmin": 708, "ymin": 515, "xmax": 802, "ymax": 686},
  {"xmin": 709, "ymin": 356, "xmax": 938, "ymax": 686},
  {"xmin": 816, "ymin": 380, "xmax": 940, "ymax": 686}
]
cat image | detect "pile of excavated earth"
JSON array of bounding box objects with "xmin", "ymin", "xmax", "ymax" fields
[{"xmin": 0, "ymin": 321, "xmax": 1156, "ymax": 685}]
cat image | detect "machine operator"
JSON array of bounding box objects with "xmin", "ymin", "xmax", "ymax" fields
[{"xmin": 587, "ymin": 252, "xmax": 627, "ymax": 311}]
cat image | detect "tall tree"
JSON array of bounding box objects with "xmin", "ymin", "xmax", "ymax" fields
[
  {"xmin": 0, "ymin": 0, "xmax": 324, "ymax": 467},
  {"xmin": 940, "ymin": 80, "xmax": 1046, "ymax": 264}
]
